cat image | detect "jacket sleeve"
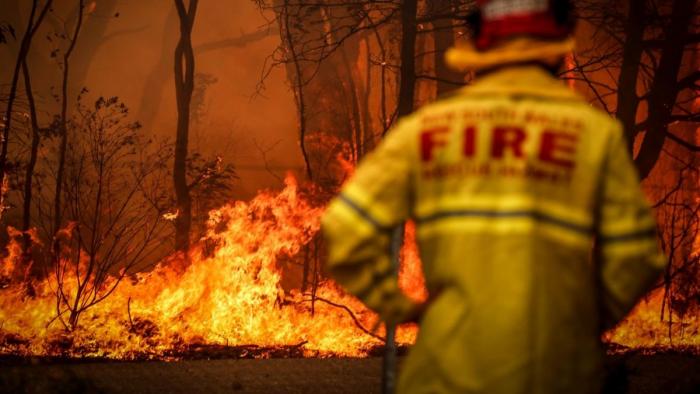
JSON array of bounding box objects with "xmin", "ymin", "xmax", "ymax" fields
[
  {"xmin": 596, "ymin": 121, "xmax": 667, "ymax": 326},
  {"xmin": 321, "ymin": 117, "xmax": 419, "ymax": 324}
]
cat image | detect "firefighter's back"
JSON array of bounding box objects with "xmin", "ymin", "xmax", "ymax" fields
[
  {"xmin": 322, "ymin": 2, "xmax": 666, "ymax": 393},
  {"xmin": 399, "ymin": 65, "xmax": 614, "ymax": 394}
]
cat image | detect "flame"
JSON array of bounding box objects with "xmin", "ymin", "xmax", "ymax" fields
[
  {"xmin": 0, "ymin": 172, "xmax": 696, "ymax": 359},
  {"xmin": 604, "ymin": 289, "xmax": 700, "ymax": 353},
  {"xmin": 398, "ymin": 222, "xmax": 427, "ymax": 303},
  {"xmin": 0, "ymin": 175, "xmax": 423, "ymax": 359},
  {"xmin": 162, "ymin": 210, "xmax": 179, "ymax": 221},
  {"xmin": 565, "ymin": 52, "xmax": 576, "ymax": 90}
]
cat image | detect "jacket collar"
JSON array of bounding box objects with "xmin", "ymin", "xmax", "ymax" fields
[{"xmin": 459, "ymin": 65, "xmax": 583, "ymax": 101}]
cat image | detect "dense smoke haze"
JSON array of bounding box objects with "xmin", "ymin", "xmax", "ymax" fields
[{"xmin": 1, "ymin": 1, "xmax": 301, "ymax": 199}]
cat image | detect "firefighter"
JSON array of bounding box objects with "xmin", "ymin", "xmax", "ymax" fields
[{"xmin": 321, "ymin": 0, "xmax": 667, "ymax": 392}]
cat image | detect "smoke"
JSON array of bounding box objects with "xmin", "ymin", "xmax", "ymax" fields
[{"xmin": 1, "ymin": 0, "xmax": 302, "ymax": 198}]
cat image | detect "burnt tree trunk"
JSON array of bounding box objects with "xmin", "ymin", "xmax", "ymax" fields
[
  {"xmin": 281, "ymin": 0, "xmax": 312, "ymax": 180},
  {"xmin": 433, "ymin": 0, "xmax": 463, "ymax": 97},
  {"xmin": 173, "ymin": 0, "xmax": 199, "ymax": 252},
  {"xmin": 385, "ymin": 2, "xmax": 418, "ymax": 390},
  {"xmin": 362, "ymin": 36, "xmax": 375, "ymax": 152},
  {"xmin": 340, "ymin": 45, "xmax": 365, "ymax": 162},
  {"xmin": 615, "ymin": 0, "xmax": 645, "ymax": 152},
  {"xmin": 20, "ymin": 60, "xmax": 43, "ymax": 259},
  {"xmin": 634, "ymin": 0, "xmax": 696, "ymax": 180},
  {"xmin": 21, "ymin": 61, "xmax": 39, "ymax": 256},
  {"xmin": 54, "ymin": 0, "xmax": 85, "ymax": 239},
  {"xmin": 374, "ymin": 29, "xmax": 390, "ymax": 136},
  {"xmin": 397, "ymin": 0, "xmax": 418, "ymax": 118},
  {"xmin": 18, "ymin": 1, "xmax": 52, "ymax": 258},
  {"xmin": 0, "ymin": 0, "xmax": 40, "ymax": 206}
]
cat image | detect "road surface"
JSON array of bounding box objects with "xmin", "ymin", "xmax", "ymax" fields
[{"xmin": 1, "ymin": 354, "xmax": 699, "ymax": 393}]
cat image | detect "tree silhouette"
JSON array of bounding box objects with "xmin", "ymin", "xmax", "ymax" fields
[{"xmin": 173, "ymin": 0, "xmax": 199, "ymax": 252}]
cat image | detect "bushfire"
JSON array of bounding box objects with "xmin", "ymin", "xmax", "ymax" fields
[
  {"xmin": 0, "ymin": 174, "xmax": 696, "ymax": 359},
  {"xmin": 0, "ymin": 175, "xmax": 423, "ymax": 359}
]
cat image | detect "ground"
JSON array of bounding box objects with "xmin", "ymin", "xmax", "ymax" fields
[{"xmin": 1, "ymin": 354, "xmax": 699, "ymax": 394}]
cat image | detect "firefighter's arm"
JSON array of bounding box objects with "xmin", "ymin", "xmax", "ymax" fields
[
  {"xmin": 322, "ymin": 118, "xmax": 419, "ymax": 324},
  {"xmin": 596, "ymin": 122, "xmax": 667, "ymax": 327}
]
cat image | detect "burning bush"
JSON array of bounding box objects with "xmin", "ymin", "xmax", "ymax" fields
[{"xmin": 0, "ymin": 175, "xmax": 423, "ymax": 359}]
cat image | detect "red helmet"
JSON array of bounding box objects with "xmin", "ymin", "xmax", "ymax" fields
[{"xmin": 473, "ymin": 0, "xmax": 575, "ymax": 51}]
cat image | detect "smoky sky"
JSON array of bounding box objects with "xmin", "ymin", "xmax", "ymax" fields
[{"xmin": 1, "ymin": 0, "xmax": 302, "ymax": 198}]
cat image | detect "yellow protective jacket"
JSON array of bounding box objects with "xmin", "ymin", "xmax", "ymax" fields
[{"xmin": 321, "ymin": 65, "xmax": 666, "ymax": 394}]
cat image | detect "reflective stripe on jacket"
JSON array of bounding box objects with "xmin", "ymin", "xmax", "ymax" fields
[{"xmin": 321, "ymin": 65, "xmax": 666, "ymax": 394}]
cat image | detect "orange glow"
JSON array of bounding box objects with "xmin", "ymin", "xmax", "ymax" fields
[
  {"xmin": 0, "ymin": 174, "xmax": 423, "ymax": 359},
  {"xmin": 0, "ymin": 174, "xmax": 695, "ymax": 359},
  {"xmin": 565, "ymin": 53, "xmax": 575, "ymax": 89},
  {"xmin": 605, "ymin": 289, "xmax": 700, "ymax": 352}
]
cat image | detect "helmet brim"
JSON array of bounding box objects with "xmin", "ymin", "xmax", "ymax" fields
[{"xmin": 445, "ymin": 36, "xmax": 575, "ymax": 72}]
